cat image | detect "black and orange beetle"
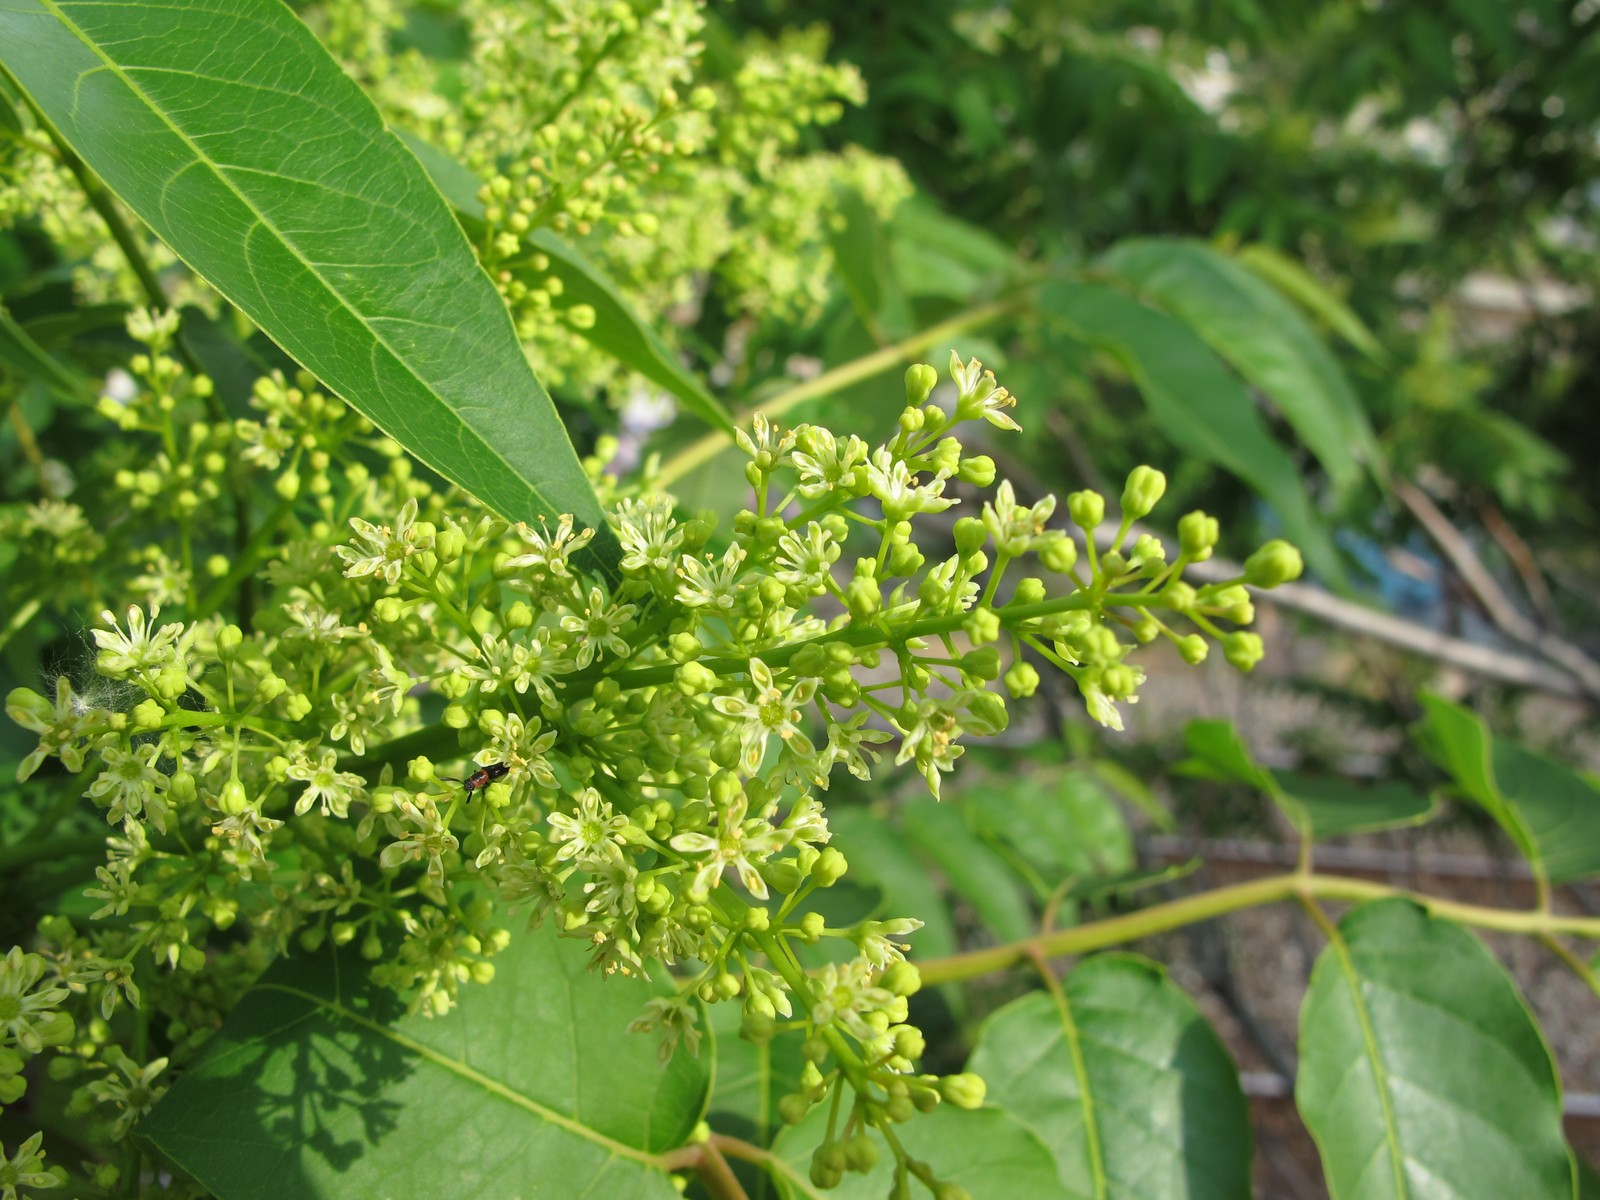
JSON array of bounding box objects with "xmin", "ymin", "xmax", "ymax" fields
[{"xmin": 441, "ymin": 761, "xmax": 510, "ymax": 796}]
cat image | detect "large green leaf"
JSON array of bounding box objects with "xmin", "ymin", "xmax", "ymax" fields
[
  {"xmin": 1100, "ymin": 238, "xmax": 1383, "ymax": 494},
  {"xmin": 1415, "ymin": 694, "xmax": 1600, "ymax": 884},
  {"xmin": 964, "ymin": 767, "xmax": 1134, "ymax": 885},
  {"xmin": 901, "ymin": 797, "xmax": 1035, "ymax": 943},
  {"xmin": 1234, "ymin": 243, "xmax": 1386, "ymax": 363},
  {"xmin": 1297, "ymin": 899, "xmax": 1573, "ymax": 1200},
  {"xmin": 139, "ymin": 922, "xmax": 706, "ymax": 1199},
  {"xmin": 0, "ymin": 0, "xmax": 617, "ymax": 573},
  {"xmin": 774, "ymin": 1105, "xmax": 1060, "ymax": 1200},
  {"xmin": 967, "ymin": 954, "xmax": 1251, "ymax": 1200},
  {"xmin": 1040, "ymin": 279, "xmax": 1345, "ymax": 586},
  {"xmin": 1182, "ymin": 719, "xmax": 1435, "ymax": 841}
]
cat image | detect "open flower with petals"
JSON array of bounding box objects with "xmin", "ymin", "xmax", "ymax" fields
[
  {"xmin": 336, "ymin": 496, "xmax": 433, "ymax": 585},
  {"xmin": 0, "ymin": 947, "xmax": 72, "ymax": 1055},
  {"xmin": 92, "ymin": 604, "xmax": 189, "ymax": 677},
  {"xmin": 6, "ymin": 677, "xmax": 104, "ymax": 780},
  {"xmin": 287, "ymin": 748, "xmax": 365, "ymax": 818},
  {"xmin": 950, "ymin": 350, "xmax": 1021, "ymax": 431},
  {"xmin": 669, "ymin": 792, "xmax": 785, "ymax": 899},
  {"xmin": 711, "ymin": 658, "xmax": 818, "ymax": 775},
  {"xmin": 676, "ymin": 543, "xmax": 747, "ymax": 612},
  {"xmin": 546, "ymin": 787, "xmax": 629, "ymax": 866},
  {"xmin": 559, "ymin": 587, "xmax": 637, "ymax": 668}
]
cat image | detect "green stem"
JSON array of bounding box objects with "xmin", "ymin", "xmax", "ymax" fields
[
  {"xmin": 915, "ymin": 871, "xmax": 1600, "ymax": 985},
  {"xmin": 655, "ymin": 299, "xmax": 1023, "ymax": 488}
]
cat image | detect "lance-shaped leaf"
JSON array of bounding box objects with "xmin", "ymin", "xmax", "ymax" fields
[
  {"xmin": 1099, "ymin": 238, "xmax": 1385, "ymax": 494},
  {"xmin": 967, "ymin": 954, "xmax": 1252, "ymax": 1200},
  {"xmin": 138, "ymin": 922, "xmax": 707, "ymax": 1199},
  {"xmin": 1297, "ymin": 899, "xmax": 1573, "ymax": 1200},
  {"xmin": 0, "ymin": 0, "xmax": 617, "ymax": 574},
  {"xmin": 1182, "ymin": 718, "xmax": 1435, "ymax": 841}
]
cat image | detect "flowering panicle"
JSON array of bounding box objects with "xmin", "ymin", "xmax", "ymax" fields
[{"xmin": 5, "ymin": 349, "xmax": 1298, "ymax": 1196}]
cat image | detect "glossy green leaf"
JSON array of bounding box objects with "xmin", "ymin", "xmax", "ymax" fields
[
  {"xmin": 395, "ymin": 129, "xmax": 734, "ymax": 435},
  {"xmin": 1416, "ymin": 694, "xmax": 1600, "ymax": 884},
  {"xmin": 0, "ymin": 0, "xmax": 618, "ymax": 573},
  {"xmin": 1234, "ymin": 243, "xmax": 1386, "ymax": 363},
  {"xmin": 902, "ymin": 797, "xmax": 1035, "ymax": 943},
  {"xmin": 1100, "ymin": 238, "xmax": 1383, "ymax": 494},
  {"xmin": 1183, "ymin": 719, "xmax": 1435, "ymax": 841},
  {"xmin": 1297, "ymin": 899, "xmax": 1574, "ymax": 1200},
  {"xmin": 889, "ymin": 196, "xmax": 1019, "ymax": 301},
  {"xmin": 966, "ymin": 768, "xmax": 1134, "ymax": 885},
  {"xmin": 139, "ymin": 922, "xmax": 706, "ymax": 1199},
  {"xmin": 828, "ymin": 807, "xmax": 956, "ymax": 960},
  {"xmin": 967, "ymin": 954, "xmax": 1252, "ymax": 1199},
  {"xmin": 1040, "ymin": 280, "xmax": 1345, "ymax": 587},
  {"xmin": 1274, "ymin": 773, "xmax": 1437, "ymax": 840},
  {"xmin": 774, "ymin": 1105, "xmax": 1059, "ymax": 1200}
]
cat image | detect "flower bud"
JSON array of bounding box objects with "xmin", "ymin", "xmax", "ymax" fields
[
  {"xmin": 1119, "ymin": 465, "xmax": 1167, "ymax": 520},
  {"xmin": 1243, "ymin": 540, "xmax": 1303, "ymax": 588},
  {"xmin": 956, "ymin": 454, "xmax": 995, "ymax": 486},
  {"xmin": 129, "ymin": 698, "xmax": 166, "ymax": 731},
  {"xmin": 373, "ymin": 596, "xmax": 405, "ymax": 623},
  {"xmin": 1038, "ymin": 535, "xmax": 1077, "ymax": 573},
  {"xmin": 938, "ymin": 1072, "xmax": 987, "ymax": 1110},
  {"xmin": 779, "ymin": 1093, "xmax": 813, "ymax": 1125},
  {"xmin": 961, "ymin": 606, "xmax": 1001, "ymax": 646},
  {"xmin": 880, "ymin": 961, "xmax": 922, "ymax": 997},
  {"xmin": 952, "ymin": 517, "xmax": 988, "ymax": 557},
  {"xmin": 216, "ymin": 623, "xmax": 243, "ymax": 654},
  {"xmin": 674, "ymin": 661, "xmax": 717, "ymax": 696},
  {"xmin": 812, "ymin": 847, "xmax": 849, "ymax": 886},
  {"xmin": 904, "ymin": 362, "xmax": 938, "ymax": 407},
  {"xmin": 1178, "ymin": 511, "xmax": 1219, "ymax": 561},
  {"xmin": 1067, "ymin": 489, "xmax": 1104, "ymax": 531},
  {"xmin": 284, "ymin": 693, "xmax": 313, "ymax": 721},
  {"xmin": 217, "ymin": 778, "xmax": 249, "ymax": 815},
  {"xmin": 962, "ymin": 647, "xmax": 1002, "ymax": 681},
  {"xmin": 1177, "ymin": 634, "xmax": 1209, "ymax": 664},
  {"xmin": 1003, "ymin": 660, "xmax": 1040, "ymax": 699},
  {"xmin": 1222, "ymin": 631, "xmax": 1265, "ymax": 672}
]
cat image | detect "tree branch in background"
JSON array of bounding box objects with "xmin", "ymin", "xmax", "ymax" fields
[{"xmin": 1394, "ymin": 478, "xmax": 1600, "ymax": 701}]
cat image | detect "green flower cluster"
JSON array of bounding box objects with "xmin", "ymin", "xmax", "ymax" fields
[
  {"xmin": 5, "ymin": 321, "xmax": 1299, "ymax": 1190},
  {"xmin": 314, "ymin": 0, "xmax": 910, "ymax": 389}
]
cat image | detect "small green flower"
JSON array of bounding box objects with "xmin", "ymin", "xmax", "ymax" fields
[
  {"xmin": 85, "ymin": 1053, "xmax": 169, "ymax": 1138},
  {"xmin": 772, "ymin": 522, "xmax": 841, "ymax": 592},
  {"xmin": 558, "ymin": 586, "xmax": 637, "ymax": 668},
  {"xmin": 0, "ymin": 1132, "xmax": 62, "ymax": 1199},
  {"xmin": 287, "ymin": 747, "xmax": 366, "ymax": 818},
  {"xmin": 712, "ymin": 659, "xmax": 818, "ymax": 775},
  {"xmin": 0, "ymin": 948, "xmax": 72, "ymax": 1055},
  {"xmin": 85, "ymin": 743, "xmax": 165, "ymax": 828},
  {"xmin": 613, "ymin": 495, "xmax": 685, "ymax": 574},
  {"xmin": 92, "ymin": 604, "xmax": 189, "ymax": 678},
  {"xmin": 336, "ymin": 496, "xmax": 434, "ymax": 585},
  {"xmin": 669, "ymin": 791, "xmax": 784, "ymax": 899},
  {"xmin": 547, "ymin": 787, "xmax": 629, "ymax": 866},
  {"xmin": 675, "ymin": 543, "xmax": 747, "ymax": 612},
  {"xmin": 6, "ymin": 678, "xmax": 102, "ymax": 780},
  {"xmin": 810, "ymin": 959, "xmax": 895, "ymax": 1040}
]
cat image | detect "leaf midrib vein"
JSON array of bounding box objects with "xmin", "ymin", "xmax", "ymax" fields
[
  {"xmin": 256, "ymin": 981, "xmax": 666, "ymax": 1169},
  {"xmin": 38, "ymin": 0, "xmax": 557, "ymax": 513}
]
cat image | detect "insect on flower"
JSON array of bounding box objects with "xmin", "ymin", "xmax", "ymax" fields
[{"xmin": 441, "ymin": 761, "xmax": 510, "ymax": 796}]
